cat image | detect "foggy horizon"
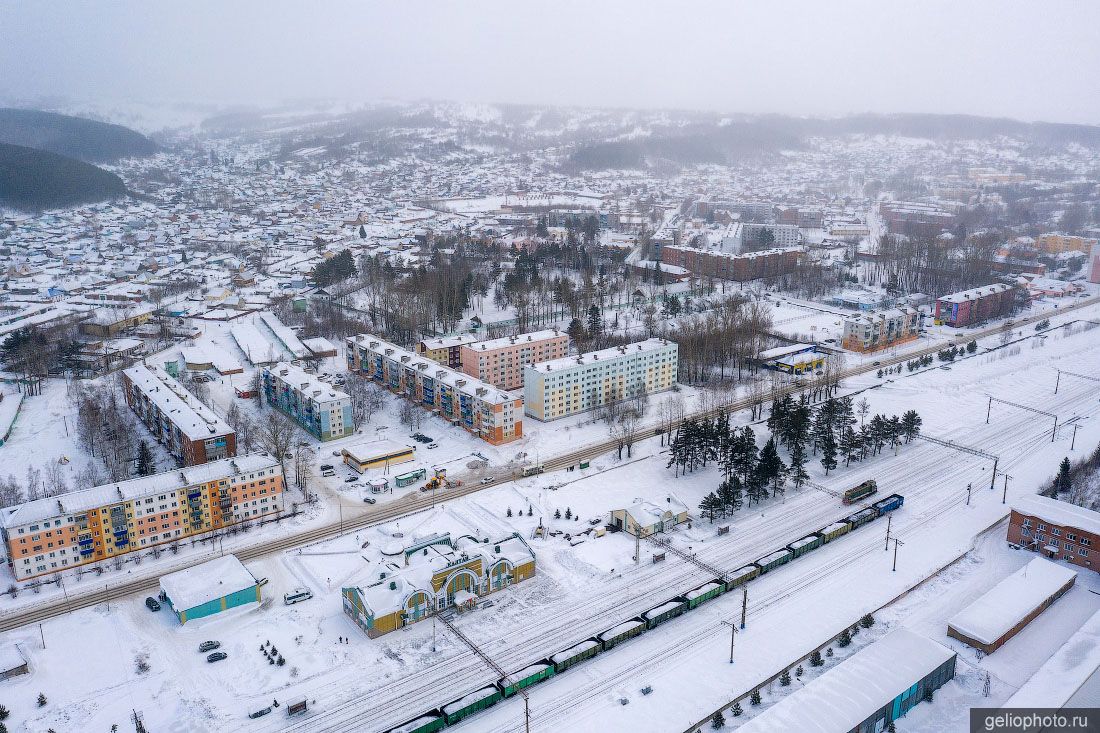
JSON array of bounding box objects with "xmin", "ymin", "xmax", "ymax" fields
[{"xmin": 3, "ymin": 0, "xmax": 1099, "ymax": 127}]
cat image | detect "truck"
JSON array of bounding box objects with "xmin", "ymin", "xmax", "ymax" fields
[{"xmin": 521, "ymin": 465, "xmax": 545, "ymax": 477}]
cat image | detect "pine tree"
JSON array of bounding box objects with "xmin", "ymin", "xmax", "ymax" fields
[
  {"xmin": 358, "ymin": 224, "xmax": 366, "ymax": 239},
  {"xmin": 860, "ymin": 613, "xmax": 875, "ymax": 628},
  {"xmin": 565, "ymin": 507, "xmax": 572, "ymax": 520},
  {"xmin": 810, "ymin": 650, "xmax": 823, "ymax": 667},
  {"xmin": 554, "ymin": 508, "xmax": 562, "ymax": 519},
  {"xmin": 586, "ymin": 304, "xmax": 603, "ymax": 340},
  {"xmin": 757, "ymin": 437, "xmax": 787, "ymax": 498},
  {"xmin": 0, "ymin": 705, "xmax": 8, "ymax": 721},
  {"xmin": 901, "ymin": 410, "xmax": 922, "ymax": 442},
  {"xmin": 731, "ymin": 702, "xmax": 743, "ymax": 717},
  {"xmin": 780, "ymin": 669, "xmax": 791, "ymax": 686},
  {"xmin": 1055, "ymin": 457, "xmax": 1072, "ymax": 494},
  {"xmin": 699, "ymin": 492, "xmax": 721, "ymax": 522},
  {"xmin": 820, "ymin": 430, "xmax": 838, "ymax": 475},
  {"xmin": 136, "ymin": 441, "xmax": 154, "ymax": 476},
  {"xmin": 837, "ymin": 628, "xmax": 851, "ymax": 648},
  {"xmin": 795, "ymin": 664, "xmax": 804, "ymax": 678},
  {"xmin": 566, "ymin": 317, "xmax": 586, "ymax": 344},
  {"xmin": 750, "ymin": 689, "xmax": 762, "ymax": 706},
  {"xmin": 788, "ymin": 439, "xmax": 809, "ymax": 490},
  {"xmin": 527, "ymin": 506, "xmax": 533, "ymax": 516},
  {"xmin": 710, "ymin": 710, "xmax": 725, "ymax": 729},
  {"xmin": 717, "ymin": 476, "xmax": 743, "ymax": 512},
  {"xmin": 36, "ymin": 693, "xmax": 46, "ymax": 707},
  {"xmin": 839, "ymin": 426, "xmax": 860, "ymax": 467}
]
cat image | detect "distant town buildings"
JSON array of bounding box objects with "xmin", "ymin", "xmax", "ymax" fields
[
  {"xmin": 122, "ymin": 363, "xmax": 236, "ymax": 466},
  {"xmin": 0, "ymin": 454, "xmax": 284, "ymax": 581},
  {"xmin": 523, "ymin": 339, "xmax": 677, "ymax": 421},
  {"xmin": 1089, "ymin": 242, "xmax": 1100, "ymax": 285},
  {"xmin": 261, "ymin": 362, "xmax": 353, "ymax": 441},
  {"xmin": 841, "ymin": 307, "xmax": 922, "ymax": 353},
  {"xmin": 879, "ymin": 201, "xmax": 957, "ymax": 238},
  {"xmin": 459, "ymin": 328, "xmax": 569, "ymax": 391},
  {"xmin": 347, "ymin": 335, "xmax": 523, "ymax": 445},
  {"xmin": 341, "ymin": 531, "xmax": 536, "ymax": 637},
  {"xmin": 933, "ymin": 284, "xmax": 1016, "ymax": 327}
]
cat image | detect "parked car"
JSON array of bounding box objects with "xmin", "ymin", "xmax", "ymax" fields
[
  {"xmin": 332, "ymin": 450, "xmax": 341, "ymax": 457},
  {"xmin": 206, "ymin": 652, "xmax": 228, "ymax": 663},
  {"xmin": 199, "ymin": 641, "xmax": 220, "ymax": 653},
  {"xmin": 363, "ymin": 497, "xmax": 376, "ymax": 505},
  {"xmin": 248, "ymin": 707, "xmax": 272, "ymax": 719},
  {"xmin": 145, "ymin": 597, "xmax": 161, "ymax": 612},
  {"xmin": 320, "ymin": 464, "xmax": 334, "ymax": 471},
  {"xmin": 344, "ymin": 476, "xmax": 359, "ymax": 483},
  {"xmin": 256, "ymin": 577, "xmax": 269, "ymax": 587},
  {"xmin": 284, "ymin": 588, "xmax": 312, "ymax": 605},
  {"xmin": 427, "ymin": 443, "xmax": 438, "ymax": 449},
  {"xmin": 480, "ymin": 477, "xmax": 493, "ymax": 484},
  {"xmin": 322, "ymin": 470, "xmax": 336, "ymax": 477}
]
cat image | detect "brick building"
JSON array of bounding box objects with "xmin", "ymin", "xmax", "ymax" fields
[
  {"xmin": 934, "ymin": 284, "xmax": 1016, "ymax": 327},
  {"xmin": 459, "ymin": 328, "xmax": 569, "ymax": 391},
  {"xmin": 1008, "ymin": 494, "xmax": 1099, "ymax": 572},
  {"xmin": 660, "ymin": 244, "xmax": 801, "ymax": 282},
  {"xmin": 841, "ymin": 307, "xmax": 922, "ymax": 352},
  {"xmin": 122, "ymin": 363, "xmax": 236, "ymax": 466}
]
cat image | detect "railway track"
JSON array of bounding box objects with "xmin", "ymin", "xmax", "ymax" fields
[
  {"xmin": 0, "ymin": 296, "xmax": 1095, "ymax": 641},
  {"xmin": 278, "ymin": 353, "xmax": 1100, "ymax": 733}
]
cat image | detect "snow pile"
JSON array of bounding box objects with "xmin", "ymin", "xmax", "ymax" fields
[
  {"xmin": 948, "ymin": 557, "xmax": 1077, "ymax": 646},
  {"xmin": 735, "ymin": 629, "xmax": 955, "ymax": 733}
]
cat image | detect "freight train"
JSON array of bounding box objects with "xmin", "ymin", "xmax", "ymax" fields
[{"xmin": 384, "ymin": 493, "xmax": 905, "ymax": 733}]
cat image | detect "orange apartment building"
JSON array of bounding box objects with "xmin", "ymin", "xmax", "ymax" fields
[
  {"xmin": 0, "ymin": 455, "xmax": 284, "ymax": 581},
  {"xmin": 459, "ymin": 329, "xmax": 569, "ymax": 390}
]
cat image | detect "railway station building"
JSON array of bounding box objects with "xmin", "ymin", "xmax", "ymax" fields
[
  {"xmin": 341, "ymin": 532, "xmax": 535, "ymax": 638},
  {"xmin": 1008, "ymin": 494, "xmax": 1100, "ymax": 572}
]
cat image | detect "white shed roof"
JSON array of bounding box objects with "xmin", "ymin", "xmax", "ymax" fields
[{"xmin": 159, "ymin": 554, "xmax": 256, "ymax": 611}]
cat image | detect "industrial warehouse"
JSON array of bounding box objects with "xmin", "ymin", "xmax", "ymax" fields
[{"xmin": 341, "ymin": 532, "xmax": 536, "ymax": 637}]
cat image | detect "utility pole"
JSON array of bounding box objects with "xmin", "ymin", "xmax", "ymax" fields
[
  {"xmin": 884, "ymin": 514, "xmax": 891, "ymax": 551},
  {"xmin": 1002, "ymin": 473, "xmax": 1011, "ymax": 505},
  {"xmin": 740, "ymin": 585, "xmax": 748, "ymax": 630},
  {"xmin": 1071, "ymin": 423, "xmax": 1081, "ymax": 451},
  {"xmin": 720, "ymin": 619, "xmax": 737, "ymax": 663},
  {"xmin": 891, "ymin": 538, "xmax": 904, "ymax": 572},
  {"xmin": 986, "ymin": 396, "xmax": 992, "ymax": 424},
  {"xmin": 634, "ymin": 531, "xmax": 640, "ymax": 564},
  {"xmin": 39, "ymin": 622, "xmax": 44, "ymax": 649}
]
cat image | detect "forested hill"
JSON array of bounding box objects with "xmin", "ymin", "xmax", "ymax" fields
[
  {"xmin": 0, "ymin": 143, "xmax": 127, "ymax": 211},
  {"xmin": 0, "ymin": 108, "xmax": 155, "ymax": 163}
]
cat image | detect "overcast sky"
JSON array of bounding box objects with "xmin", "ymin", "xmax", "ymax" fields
[{"xmin": 2, "ymin": 0, "xmax": 1098, "ymax": 125}]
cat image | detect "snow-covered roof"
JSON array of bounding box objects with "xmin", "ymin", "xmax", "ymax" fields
[
  {"xmin": 735, "ymin": 629, "xmax": 956, "ymax": 733},
  {"xmin": 123, "ymin": 362, "xmax": 233, "ymax": 441},
  {"xmin": 466, "ymin": 328, "xmax": 565, "ymax": 352},
  {"xmin": 529, "ymin": 338, "xmax": 676, "ymax": 374},
  {"xmin": 1013, "ymin": 495, "xmax": 1100, "ymax": 537},
  {"xmin": 1005, "ymin": 606, "xmax": 1100, "ymax": 708},
  {"xmin": 341, "ymin": 439, "xmax": 415, "ymax": 463},
  {"xmin": 948, "ymin": 557, "xmax": 1077, "ymax": 646},
  {"xmin": 419, "ymin": 333, "xmax": 479, "ymax": 351},
  {"xmin": 266, "ymin": 361, "xmax": 349, "ymax": 405},
  {"xmin": 936, "ymin": 283, "xmax": 1012, "ymax": 303},
  {"xmin": 159, "ymin": 554, "xmax": 256, "ymax": 611}
]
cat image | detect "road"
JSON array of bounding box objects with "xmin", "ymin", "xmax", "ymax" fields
[{"xmin": 0, "ymin": 294, "xmax": 1095, "ymax": 636}]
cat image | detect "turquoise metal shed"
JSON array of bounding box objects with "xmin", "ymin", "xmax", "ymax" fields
[{"xmin": 159, "ymin": 555, "xmax": 260, "ymax": 624}]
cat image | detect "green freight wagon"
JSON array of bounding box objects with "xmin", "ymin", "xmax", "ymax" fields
[
  {"xmin": 501, "ymin": 663, "xmax": 555, "ymax": 697},
  {"xmin": 442, "ymin": 686, "xmax": 501, "ymax": 725},
  {"xmin": 685, "ymin": 581, "xmax": 724, "ymax": 609},
  {"xmin": 386, "ymin": 714, "xmax": 445, "ymax": 733},
  {"xmin": 643, "ymin": 599, "xmax": 689, "ymax": 629},
  {"xmin": 724, "ymin": 564, "xmax": 760, "ymax": 590},
  {"xmin": 598, "ymin": 619, "xmax": 646, "ymax": 650},
  {"xmin": 551, "ymin": 639, "xmax": 600, "ymax": 673},
  {"xmin": 395, "ymin": 468, "xmax": 427, "ymax": 488},
  {"xmin": 842, "ymin": 479, "xmax": 878, "ymax": 505},
  {"xmin": 755, "ymin": 548, "xmax": 794, "ymax": 574},
  {"xmin": 846, "ymin": 508, "xmax": 878, "ymax": 530},
  {"xmin": 819, "ymin": 520, "xmax": 851, "ymax": 544},
  {"xmin": 786, "ymin": 533, "xmax": 824, "ymax": 558}
]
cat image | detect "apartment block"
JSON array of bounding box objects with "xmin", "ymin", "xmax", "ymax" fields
[
  {"xmin": 122, "ymin": 363, "xmax": 236, "ymax": 466},
  {"xmin": 1036, "ymin": 233, "xmax": 1099, "ymax": 255},
  {"xmin": 261, "ymin": 362, "xmax": 353, "ymax": 441},
  {"xmin": 841, "ymin": 307, "xmax": 922, "ymax": 353},
  {"xmin": 417, "ymin": 334, "xmax": 480, "ymax": 369},
  {"xmin": 523, "ymin": 339, "xmax": 678, "ymax": 421},
  {"xmin": 0, "ymin": 455, "xmax": 284, "ymax": 581},
  {"xmin": 459, "ymin": 328, "xmax": 569, "ymax": 390},
  {"xmin": 347, "ymin": 335, "xmax": 523, "ymax": 445},
  {"xmin": 934, "ymin": 284, "xmax": 1016, "ymax": 327},
  {"xmin": 660, "ymin": 244, "xmax": 800, "ymax": 282}
]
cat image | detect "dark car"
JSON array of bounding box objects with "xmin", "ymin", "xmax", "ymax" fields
[
  {"xmin": 207, "ymin": 652, "xmax": 228, "ymax": 663},
  {"xmin": 344, "ymin": 476, "xmax": 359, "ymax": 483},
  {"xmin": 248, "ymin": 707, "xmax": 272, "ymax": 719},
  {"xmin": 363, "ymin": 497, "xmax": 376, "ymax": 504},
  {"xmin": 199, "ymin": 641, "xmax": 220, "ymax": 653},
  {"xmin": 145, "ymin": 597, "xmax": 161, "ymax": 612}
]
